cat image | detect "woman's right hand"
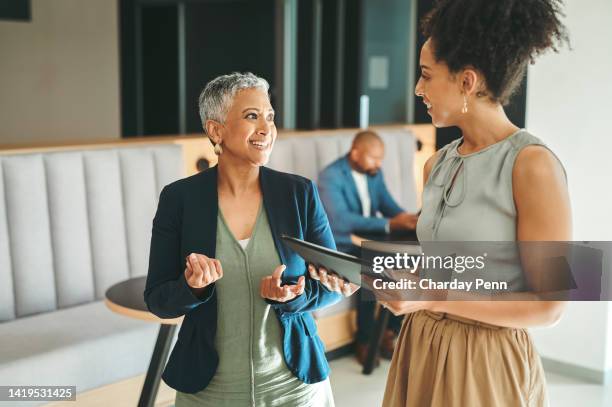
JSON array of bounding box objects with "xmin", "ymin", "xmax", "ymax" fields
[{"xmin": 185, "ymin": 253, "xmax": 223, "ymax": 295}]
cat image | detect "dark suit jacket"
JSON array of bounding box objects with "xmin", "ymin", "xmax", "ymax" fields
[
  {"xmin": 144, "ymin": 165, "xmax": 341, "ymax": 393},
  {"xmin": 318, "ymin": 156, "xmax": 404, "ymax": 252}
]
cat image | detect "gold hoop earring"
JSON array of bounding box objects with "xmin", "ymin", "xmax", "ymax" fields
[
  {"xmin": 214, "ymin": 143, "xmax": 223, "ymax": 155},
  {"xmin": 461, "ymin": 95, "xmax": 468, "ymax": 114}
]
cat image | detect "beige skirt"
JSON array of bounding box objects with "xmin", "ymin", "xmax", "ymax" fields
[{"xmin": 382, "ymin": 310, "xmax": 548, "ymax": 407}]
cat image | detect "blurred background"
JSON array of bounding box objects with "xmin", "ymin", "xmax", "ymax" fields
[{"xmin": 0, "ymin": 0, "xmax": 527, "ymax": 143}]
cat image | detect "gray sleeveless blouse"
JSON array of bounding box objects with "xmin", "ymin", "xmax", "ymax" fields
[{"xmin": 416, "ymin": 129, "xmax": 566, "ymax": 291}]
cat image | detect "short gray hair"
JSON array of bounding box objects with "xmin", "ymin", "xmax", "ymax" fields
[{"xmin": 198, "ymin": 72, "xmax": 270, "ymax": 134}]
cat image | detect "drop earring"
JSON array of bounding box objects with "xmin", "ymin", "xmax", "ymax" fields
[
  {"xmin": 214, "ymin": 143, "xmax": 223, "ymax": 155},
  {"xmin": 461, "ymin": 95, "xmax": 468, "ymax": 114}
]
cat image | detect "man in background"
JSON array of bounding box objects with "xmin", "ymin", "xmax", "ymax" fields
[{"xmin": 318, "ymin": 130, "xmax": 418, "ymax": 365}]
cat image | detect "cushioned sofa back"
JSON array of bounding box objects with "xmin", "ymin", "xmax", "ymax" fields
[
  {"xmin": 0, "ymin": 145, "xmax": 183, "ymax": 322},
  {"xmin": 268, "ymin": 128, "xmax": 418, "ymax": 212}
]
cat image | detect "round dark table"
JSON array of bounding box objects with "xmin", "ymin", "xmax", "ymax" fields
[{"xmin": 105, "ymin": 276, "xmax": 182, "ymax": 407}]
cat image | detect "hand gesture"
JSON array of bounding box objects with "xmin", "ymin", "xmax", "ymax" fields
[
  {"xmin": 185, "ymin": 253, "xmax": 223, "ymax": 295},
  {"xmin": 308, "ymin": 264, "xmax": 359, "ymax": 297},
  {"xmin": 260, "ymin": 265, "xmax": 305, "ymax": 302}
]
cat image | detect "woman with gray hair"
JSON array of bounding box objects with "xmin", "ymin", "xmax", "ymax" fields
[{"xmin": 144, "ymin": 72, "xmax": 357, "ymax": 406}]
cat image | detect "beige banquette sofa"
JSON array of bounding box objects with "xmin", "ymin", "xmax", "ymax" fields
[{"xmin": 0, "ymin": 125, "xmax": 433, "ymax": 404}]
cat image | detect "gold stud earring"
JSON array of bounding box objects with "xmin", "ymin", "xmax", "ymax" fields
[
  {"xmin": 214, "ymin": 143, "xmax": 223, "ymax": 155},
  {"xmin": 461, "ymin": 95, "xmax": 468, "ymax": 114}
]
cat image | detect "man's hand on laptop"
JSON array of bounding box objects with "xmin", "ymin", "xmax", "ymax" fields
[{"xmin": 389, "ymin": 212, "xmax": 419, "ymax": 231}]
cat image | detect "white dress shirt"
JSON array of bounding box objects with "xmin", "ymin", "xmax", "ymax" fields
[
  {"xmin": 351, "ymin": 169, "xmax": 390, "ymax": 233},
  {"xmin": 351, "ymin": 170, "xmax": 371, "ymax": 217}
]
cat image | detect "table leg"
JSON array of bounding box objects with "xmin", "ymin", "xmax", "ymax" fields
[
  {"xmin": 138, "ymin": 324, "xmax": 177, "ymax": 407},
  {"xmin": 362, "ymin": 307, "xmax": 389, "ymax": 375}
]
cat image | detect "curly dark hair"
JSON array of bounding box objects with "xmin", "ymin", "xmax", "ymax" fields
[{"xmin": 421, "ymin": 0, "xmax": 570, "ymax": 105}]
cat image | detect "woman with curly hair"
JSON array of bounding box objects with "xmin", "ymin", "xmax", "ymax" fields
[{"xmin": 380, "ymin": 1, "xmax": 571, "ymax": 405}]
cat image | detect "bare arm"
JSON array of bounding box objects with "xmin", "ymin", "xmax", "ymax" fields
[{"xmin": 430, "ymin": 145, "xmax": 572, "ymax": 328}]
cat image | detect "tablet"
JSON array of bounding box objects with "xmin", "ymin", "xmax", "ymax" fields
[{"xmin": 281, "ymin": 235, "xmax": 365, "ymax": 285}]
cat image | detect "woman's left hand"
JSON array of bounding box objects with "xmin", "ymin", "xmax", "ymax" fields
[
  {"xmin": 379, "ymin": 300, "xmax": 436, "ymax": 316},
  {"xmin": 260, "ymin": 265, "xmax": 305, "ymax": 302},
  {"xmin": 308, "ymin": 264, "xmax": 359, "ymax": 297}
]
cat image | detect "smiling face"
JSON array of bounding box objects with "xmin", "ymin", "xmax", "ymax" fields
[
  {"xmin": 208, "ymin": 88, "xmax": 276, "ymax": 167},
  {"xmin": 414, "ymin": 39, "xmax": 465, "ymax": 128}
]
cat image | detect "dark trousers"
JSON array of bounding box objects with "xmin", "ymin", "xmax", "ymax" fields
[
  {"xmin": 356, "ymin": 288, "xmax": 403, "ymax": 344},
  {"xmin": 340, "ymin": 243, "xmax": 404, "ymax": 344}
]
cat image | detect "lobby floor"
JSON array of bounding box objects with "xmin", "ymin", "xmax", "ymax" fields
[
  {"xmin": 329, "ymin": 356, "xmax": 612, "ymax": 407},
  {"xmin": 58, "ymin": 354, "xmax": 612, "ymax": 406}
]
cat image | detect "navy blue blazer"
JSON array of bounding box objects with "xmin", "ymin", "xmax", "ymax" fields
[
  {"xmin": 144, "ymin": 165, "xmax": 342, "ymax": 394},
  {"xmin": 318, "ymin": 156, "xmax": 404, "ymax": 252}
]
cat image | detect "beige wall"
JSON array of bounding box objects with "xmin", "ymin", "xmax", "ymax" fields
[
  {"xmin": 526, "ymin": 0, "xmax": 612, "ymax": 376},
  {"xmin": 0, "ymin": 0, "xmax": 120, "ymax": 144}
]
